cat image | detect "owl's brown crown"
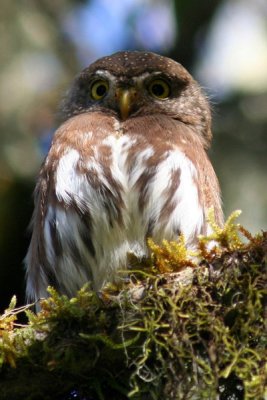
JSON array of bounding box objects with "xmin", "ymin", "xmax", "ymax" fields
[{"xmin": 83, "ymin": 51, "xmax": 191, "ymax": 82}]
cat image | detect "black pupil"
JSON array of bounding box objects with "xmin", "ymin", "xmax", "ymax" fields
[
  {"xmin": 152, "ymin": 83, "xmax": 165, "ymax": 96},
  {"xmin": 96, "ymin": 84, "xmax": 107, "ymax": 97}
]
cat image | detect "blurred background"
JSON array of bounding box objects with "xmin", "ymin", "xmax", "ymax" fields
[{"xmin": 1, "ymin": 0, "xmax": 267, "ymax": 310}]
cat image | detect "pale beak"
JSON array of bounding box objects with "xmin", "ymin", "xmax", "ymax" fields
[{"xmin": 115, "ymin": 87, "xmax": 137, "ymax": 120}]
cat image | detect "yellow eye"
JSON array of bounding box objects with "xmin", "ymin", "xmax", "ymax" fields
[
  {"xmin": 148, "ymin": 79, "xmax": 170, "ymax": 99},
  {"xmin": 91, "ymin": 79, "xmax": 109, "ymax": 100}
]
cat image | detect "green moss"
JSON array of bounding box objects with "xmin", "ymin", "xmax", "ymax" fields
[{"xmin": 0, "ymin": 212, "xmax": 266, "ymax": 400}]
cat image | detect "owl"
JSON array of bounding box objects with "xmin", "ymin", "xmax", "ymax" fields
[{"xmin": 25, "ymin": 51, "xmax": 223, "ymax": 302}]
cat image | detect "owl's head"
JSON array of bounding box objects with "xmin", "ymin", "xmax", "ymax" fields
[{"xmin": 61, "ymin": 51, "xmax": 212, "ymax": 146}]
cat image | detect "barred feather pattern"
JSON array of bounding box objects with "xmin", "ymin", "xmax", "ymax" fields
[{"xmin": 26, "ymin": 111, "xmax": 223, "ymax": 301}]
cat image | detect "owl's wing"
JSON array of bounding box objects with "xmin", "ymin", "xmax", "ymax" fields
[{"xmin": 26, "ymin": 155, "xmax": 103, "ymax": 303}]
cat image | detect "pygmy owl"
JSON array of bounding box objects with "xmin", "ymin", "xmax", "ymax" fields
[{"xmin": 25, "ymin": 51, "xmax": 223, "ymax": 302}]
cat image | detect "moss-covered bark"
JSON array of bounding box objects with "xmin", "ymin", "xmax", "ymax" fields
[{"xmin": 0, "ymin": 211, "xmax": 266, "ymax": 400}]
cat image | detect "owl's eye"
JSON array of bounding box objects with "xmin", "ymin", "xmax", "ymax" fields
[
  {"xmin": 148, "ymin": 79, "xmax": 170, "ymax": 99},
  {"xmin": 91, "ymin": 80, "xmax": 109, "ymax": 100}
]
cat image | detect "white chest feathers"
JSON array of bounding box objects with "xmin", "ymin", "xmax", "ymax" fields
[{"xmin": 42, "ymin": 134, "xmax": 204, "ymax": 293}]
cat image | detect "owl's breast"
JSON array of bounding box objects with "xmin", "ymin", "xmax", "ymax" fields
[
  {"xmin": 38, "ymin": 114, "xmax": 209, "ymax": 293},
  {"xmin": 53, "ymin": 114, "xmax": 206, "ymax": 248}
]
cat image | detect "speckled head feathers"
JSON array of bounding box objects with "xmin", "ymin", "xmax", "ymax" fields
[
  {"xmin": 61, "ymin": 51, "xmax": 212, "ymax": 147},
  {"xmin": 81, "ymin": 51, "xmax": 192, "ymax": 82}
]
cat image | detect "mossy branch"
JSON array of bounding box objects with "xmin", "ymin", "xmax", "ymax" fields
[{"xmin": 0, "ymin": 211, "xmax": 266, "ymax": 400}]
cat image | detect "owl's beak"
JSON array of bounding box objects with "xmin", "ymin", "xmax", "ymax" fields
[{"xmin": 116, "ymin": 87, "xmax": 137, "ymax": 120}]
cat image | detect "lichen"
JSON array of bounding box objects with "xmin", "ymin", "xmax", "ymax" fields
[
  {"xmin": 147, "ymin": 234, "xmax": 196, "ymax": 273},
  {"xmin": 0, "ymin": 211, "xmax": 266, "ymax": 400}
]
